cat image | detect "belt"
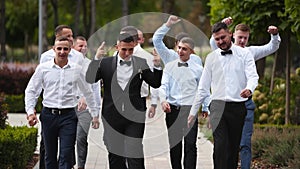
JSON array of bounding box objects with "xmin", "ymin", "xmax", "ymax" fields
[
  {"xmin": 169, "ymin": 104, "xmax": 181, "ymax": 110},
  {"xmin": 44, "ymin": 107, "xmax": 74, "ymax": 115},
  {"xmin": 247, "ymin": 95, "xmax": 253, "ymax": 101}
]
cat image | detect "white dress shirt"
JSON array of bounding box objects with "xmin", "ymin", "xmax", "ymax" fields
[
  {"xmin": 25, "ymin": 59, "xmax": 99, "ymax": 117},
  {"xmin": 190, "ymin": 44, "xmax": 259, "ymax": 116},
  {"xmin": 159, "ymin": 58, "xmax": 203, "ymax": 106},
  {"xmin": 153, "ymin": 23, "xmax": 210, "ymax": 111},
  {"xmin": 117, "ymin": 55, "xmax": 133, "ymax": 90},
  {"xmin": 39, "ymin": 48, "xmax": 100, "ymax": 114}
]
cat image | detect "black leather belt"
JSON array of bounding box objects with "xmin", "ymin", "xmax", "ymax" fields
[
  {"xmin": 170, "ymin": 104, "xmax": 181, "ymax": 110},
  {"xmin": 247, "ymin": 95, "xmax": 253, "ymax": 101},
  {"xmin": 44, "ymin": 107, "xmax": 74, "ymax": 115}
]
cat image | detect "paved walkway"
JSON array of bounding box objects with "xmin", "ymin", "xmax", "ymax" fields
[{"xmin": 8, "ymin": 106, "xmax": 213, "ymax": 169}]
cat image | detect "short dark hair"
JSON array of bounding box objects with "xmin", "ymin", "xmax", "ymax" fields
[
  {"xmin": 74, "ymin": 36, "xmax": 86, "ymax": 42},
  {"xmin": 211, "ymin": 22, "xmax": 228, "ymax": 34},
  {"xmin": 55, "ymin": 36, "xmax": 69, "ymax": 42},
  {"xmin": 118, "ymin": 33, "xmax": 135, "ymax": 43},
  {"xmin": 54, "ymin": 36, "xmax": 72, "ymax": 47},
  {"xmin": 55, "ymin": 25, "xmax": 71, "ymax": 36},
  {"xmin": 175, "ymin": 32, "xmax": 189, "ymax": 42},
  {"xmin": 120, "ymin": 26, "xmax": 138, "ymax": 42}
]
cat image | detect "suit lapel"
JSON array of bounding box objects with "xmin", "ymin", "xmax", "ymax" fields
[{"xmin": 111, "ymin": 56, "xmax": 117, "ymax": 71}]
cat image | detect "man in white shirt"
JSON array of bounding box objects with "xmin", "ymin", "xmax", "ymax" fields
[
  {"xmin": 189, "ymin": 22, "xmax": 259, "ymax": 169},
  {"xmin": 152, "ymin": 15, "xmax": 210, "ymax": 115},
  {"xmin": 210, "ymin": 17, "xmax": 281, "ymax": 169},
  {"xmin": 25, "ymin": 37, "xmax": 99, "ymax": 169},
  {"xmin": 73, "ymin": 36, "xmax": 101, "ymax": 169},
  {"xmin": 39, "ymin": 25, "xmax": 86, "ymax": 169},
  {"xmin": 159, "ymin": 37, "xmax": 203, "ymax": 169}
]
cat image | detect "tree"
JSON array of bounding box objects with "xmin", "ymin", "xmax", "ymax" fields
[
  {"xmin": 0, "ymin": 0, "xmax": 6, "ymax": 61},
  {"xmin": 89, "ymin": 0, "xmax": 96, "ymax": 36},
  {"xmin": 74, "ymin": 0, "xmax": 81, "ymax": 36},
  {"xmin": 50, "ymin": 0, "xmax": 58, "ymax": 28},
  {"xmin": 41, "ymin": 0, "xmax": 49, "ymax": 54},
  {"xmin": 284, "ymin": 0, "xmax": 300, "ymax": 43},
  {"xmin": 5, "ymin": 0, "xmax": 39, "ymax": 61},
  {"xmin": 122, "ymin": 0, "xmax": 128, "ymax": 27}
]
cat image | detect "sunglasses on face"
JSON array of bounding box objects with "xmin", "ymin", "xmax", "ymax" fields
[{"xmin": 56, "ymin": 47, "xmax": 70, "ymax": 51}]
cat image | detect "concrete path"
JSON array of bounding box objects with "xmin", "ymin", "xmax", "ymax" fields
[{"xmin": 8, "ymin": 107, "xmax": 213, "ymax": 169}]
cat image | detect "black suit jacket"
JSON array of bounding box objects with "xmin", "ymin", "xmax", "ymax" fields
[{"xmin": 86, "ymin": 56, "xmax": 162, "ymax": 124}]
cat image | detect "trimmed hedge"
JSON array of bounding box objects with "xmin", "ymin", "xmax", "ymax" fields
[
  {"xmin": 0, "ymin": 126, "xmax": 38, "ymax": 169},
  {"xmin": 4, "ymin": 94, "xmax": 42, "ymax": 113}
]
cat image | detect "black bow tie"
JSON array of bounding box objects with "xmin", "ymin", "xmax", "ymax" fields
[
  {"xmin": 120, "ymin": 60, "xmax": 131, "ymax": 66},
  {"xmin": 221, "ymin": 50, "xmax": 233, "ymax": 55},
  {"xmin": 178, "ymin": 62, "xmax": 188, "ymax": 67}
]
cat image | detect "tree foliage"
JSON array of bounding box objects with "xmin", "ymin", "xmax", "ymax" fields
[
  {"xmin": 209, "ymin": 0, "xmax": 284, "ymax": 44},
  {"xmin": 283, "ymin": 0, "xmax": 300, "ymax": 43},
  {"xmin": 5, "ymin": 0, "xmax": 38, "ymax": 47}
]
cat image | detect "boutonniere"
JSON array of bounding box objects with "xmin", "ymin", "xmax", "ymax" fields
[{"xmin": 138, "ymin": 68, "xmax": 143, "ymax": 79}]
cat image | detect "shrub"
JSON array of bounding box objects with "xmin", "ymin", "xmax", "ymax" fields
[
  {"xmin": 4, "ymin": 94, "xmax": 42, "ymax": 113},
  {"xmin": 0, "ymin": 126, "xmax": 38, "ymax": 169},
  {"xmin": 252, "ymin": 125, "xmax": 300, "ymax": 168},
  {"xmin": 0, "ymin": 93, "xmax": 9, "ymax": 129},
  {"xmin": 253, "ymin": 72, "xmax": 300, "ymax": 125},
  {"xmin": 0, "ymin": 62, "xmax": 36, "ymax": 95}
]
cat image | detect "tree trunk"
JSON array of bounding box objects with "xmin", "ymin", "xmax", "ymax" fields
[
  {"xmin": 50, "ymin": 0, "xmax": 58, "ymax": 29},
  {"xmin": 122, "ymin": 0, "xmax": 128, "ymax": 27},
  {"xmin": 0, "ymin": 0, "xmax": 6, "ymax": 61},
  {"xmin": 89, "ymin": 0, "xmax": 96, "ymax": 36},
  {"xmin": 256, "ymin": 58, "xmax": 266, "ymax": 79},
  {"xmin": 285, "ymin": 32, "xmax": 291, "ymax": 125},
  {"xmin": 24, "ymin": 32, "xmax": 29, "ymax": 61},
  {"xmin": 269, "ymin": 52, "xmax": 278, "ymax": 95},
  {"xmin": 74, "ymin": 0, "xmax": 82, "ymax": 37},
  {"xmin": 162, "ymin": 0, "xmax": 175, "ymax": 14},
  {"xmin": 82, "ymin": 0, "xmax": 88, "ymax": 36}
]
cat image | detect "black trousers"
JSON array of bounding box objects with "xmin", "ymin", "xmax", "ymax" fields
[
  {"xmin": 102, "ymin": 115, "xmax": 146, "ymax": 169},
  {"xmin": 209, "ymin": 100, "xmax": 246, "ymax": 169},
  {"xmin": 165, "ymin": 104, "xmax": 197, "ymax": 169}
]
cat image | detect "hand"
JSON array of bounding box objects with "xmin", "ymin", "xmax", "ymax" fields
[
  {"xmin": 165, "ymin": 15, "xmax": 181, "ymax": 27},
  {"xmin": 161, "ymin": 101, "xmax": 171, "ymax": 113},
  {"xmin": 77, "ymin": 97, "xmax": 87, "ymax": 111},
  {"xmin": 201, "ymin": 111, "xmax": 209, "ymax": 118},
  {"xmin": 95, "ymin": 41, "xmax": 106, "ymax": 59},
  {"xmin": 91, "ymin": 117, "xmax": 100, "ymax": 129},
  {"xmin": 27, "ymin": 114, "xmax": 38, "ymax": 126},
  {"xmin": 267, "ymin": 25, "xmax": 278, "ymax": 35},
  {"xmin": 187, "ymin": 114, "xmax": 196, "ymax": 128},
  {"xmin": 240, "ymin": 89, "xmax": 252, "ymax": 98},
  {"xmin": 148, "ymin": 105, "xmax": 156, "ymax": 118},
  {"xmin": 153, "ymin": 54, "xmax": 161, "ymax": 67},
  {"xmin": 221, "ymin": 16, "xmax": 233, "ymax": 25}
]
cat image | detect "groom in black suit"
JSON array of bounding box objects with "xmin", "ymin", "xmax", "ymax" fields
[{"xmin": 86, "ymin": 33, "xmax": 162, "ymax": 169}]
